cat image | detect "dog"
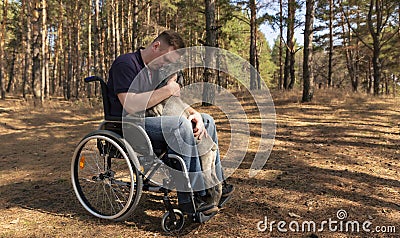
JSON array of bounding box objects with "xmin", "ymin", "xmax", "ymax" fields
[{"xmin": 146, "ymin": 73, "xmax": 222, "ymax": 208}]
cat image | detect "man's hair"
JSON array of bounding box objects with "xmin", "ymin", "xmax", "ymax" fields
[{"xmin": 154, "ymin": 30, "xmax": 185, "ymax": 50}]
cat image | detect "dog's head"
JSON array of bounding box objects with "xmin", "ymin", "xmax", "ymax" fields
[{"xmin": 156, "ymin": 70, "xmax": 184, "ymax": 89}]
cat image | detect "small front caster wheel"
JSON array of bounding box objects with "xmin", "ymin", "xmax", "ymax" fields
[{"xmin": 161, "ymin": 209, "xmax": 185, "ymax": 232}]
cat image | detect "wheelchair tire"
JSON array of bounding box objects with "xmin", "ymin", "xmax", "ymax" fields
[
  {"xmin": 71, "ymin": 131, "xmax": 142, "ymax": 221},
  {"xmin": 161, "ymin": 209, "xmax": 185, "ymax": 233}
]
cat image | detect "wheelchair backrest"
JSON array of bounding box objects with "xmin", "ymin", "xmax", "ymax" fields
[
  {"xmin": 86, "ymin": 76, "xmax": 156, "ymax": 157},
  {"xmin": 84, "ymin": 76, "xmax": 121, "ymax": 121}
]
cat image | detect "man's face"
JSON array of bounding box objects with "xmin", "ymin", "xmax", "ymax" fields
[{"xmin": 149, "ymin": 42, "xmax": 181, "ymax": 70}]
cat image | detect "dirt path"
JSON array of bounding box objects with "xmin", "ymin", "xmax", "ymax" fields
[{"xmin": 0, "ymin": 90, "xmax": 399, "ymax": 237}]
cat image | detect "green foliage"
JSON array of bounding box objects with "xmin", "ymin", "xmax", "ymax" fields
[
  {"xmin": 270, "ymin": 36, "xmax": 284, "ymax": 66},
  {"xmin": 257, "ymin": 32, "xmax": 276, "ymax": 87},
  {"xmin": 220, "ymin": 12, "xmax": 250, "ymax": 56},
  {"xmin": 5, "ymin": 1, "xmax": 20, "ymax": 47},
  {"xmin": 220, "ymin": 10, "xmax": 275, "ymax": 86}
]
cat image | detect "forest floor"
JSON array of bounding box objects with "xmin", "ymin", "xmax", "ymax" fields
[{"xmin": 0, "ymin": 89, "xmax": 399, "ymax": 238}]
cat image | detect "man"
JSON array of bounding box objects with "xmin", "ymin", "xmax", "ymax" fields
[{"xmin": 107, "ymin": 30, "xmax": 233, "ymax": 214}]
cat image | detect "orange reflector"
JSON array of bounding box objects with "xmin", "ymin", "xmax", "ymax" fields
[{"xmin": 79, "ymin": 156, "xmax": 85, "ymax": 169}]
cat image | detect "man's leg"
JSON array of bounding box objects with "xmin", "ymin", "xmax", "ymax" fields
[{"xmin": 143, "ymin": 116, "xmax": 206, "ymax": 205}]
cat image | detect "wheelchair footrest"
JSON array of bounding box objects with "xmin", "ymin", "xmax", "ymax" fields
[
  {"xmin": 191, "ymin": 211, "xmax": 217, "ymax": 223},
  {"xmin": 143, "ymin": 184, "xmax": 164, "ymax": 192}
]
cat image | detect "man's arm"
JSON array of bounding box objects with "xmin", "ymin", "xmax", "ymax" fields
[{"xmin": 118, "ymin": 75, "xmax": 180, "ymax": 114}]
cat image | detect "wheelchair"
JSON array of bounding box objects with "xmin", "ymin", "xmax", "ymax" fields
[{"xmin": 70, "ymin": 76, "xmax": 219, "ymax": 232}]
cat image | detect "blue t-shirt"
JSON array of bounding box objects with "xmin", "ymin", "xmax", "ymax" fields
[{"xmin": 107, "ymin": 49, "xmax": 158, "ymax": 117}]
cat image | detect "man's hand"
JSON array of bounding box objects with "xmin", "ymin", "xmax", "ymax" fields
[
  {"xmin": 166, "ymin": 74, "xmax": 180, "ymax": 97},
  {"xmin": 188, "ymin": 112, "xmax": 208, "ymax": 140}
]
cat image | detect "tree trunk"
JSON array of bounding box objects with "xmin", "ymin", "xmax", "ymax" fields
[
  {"xmin": 52, "ymin": 3, "xmax": 62, "ymax": 96},
  {"xmin": 6, "ymin": 50, "xmax": 16, "ymax": 93},
  {"xmin": 41, "ymin": 0, "xmax": 48, "ymax": 101},
  {"xmin": 87, "ymin": 0, "xmax": 92, "ymax": 73},
  {"xmin": 146, "ymin": 1, "xmax": 151, "ymax": 36},
  {"xmin": 288, "ymin": 49, "xmax": 296, "ymax": 89},
  {"xmin": 94, "ymin": 0, "xmax": 99, "ymax": 75},
  {"xmin": 203, "ymin": 0, "xmax": 217, "ymax": 106},
  {"xmin": 371, "ymin": 45, "xmax": 381, "ymax": 96},
  {"xmin": 256, "ymin": 35, "xmax": 261, "ymax": 90},
  {"xmin": 75, "ymin": 1, "xmax": 82, "ymax": 99},
  {"xmin": 109, "ymin": 0, "xmax": 115, "ymax": 60},
  {"xmin": 66, "ymin": 16, "xmax": 72, "ymax": 100},
  {"xmin": 249, "ymin": 0, "xmax": 257, "ymax": 90},
  {"xmin": 0, "ymin": 0, "xmax": 8, "ymax": 99},
  {"xmin": 132, "ymin": 0, "xmax": 139, "ymax": 50},
  {"xmin": 116, "ymin": 0, "xmax": 121, "ymax": 56},
  {"xmin": 368, "ymin": 0, "xmax": 382, "ymax": 96},
  {"xmin": 127, "ymin": 0, "xmax": 132, "ymax": 51},
  {"xmin": 120, "ymin": 0, "xmax": 125, "ymax": 52},
  {"xmin": 87, "ymin": 0, "xmax": 92, "ymax": 98},
  {"xmin": 302, "ymin": 0, "xmax": 315, "ymax": 102},
  {"xmin": 284, "ymin": 0, "xmax": 296, "ymax": 90},
  {"xmin": 56, "ymin": 0, "xmax": 64, "ymax": 96},
  {"xmin": 22, "ymin": 0, "xmax": 32, "ymax": 98},
  {"xmin": 340, "ymin": 2, "xmax": 359, "ymax": 92},
  {"xmin": 93, "ymin": 0, "xmax": 100, "ymax": 96},
  {"xmin": 368, "ymin": 59, "xmax": 373, "ymax": 94},
  {"xmin": 384, "ymin": 73, "xmax": 389, "ymax": 95},
  {"xmin": 327, "ymin": 0, "xmax": 333, "ymax": 87},
  {"xmin": 353, "ymin": 35, "xmax": 360, "ymax": 92},
  {"xmin": 31, "ymin": 1, "xmax": 41, "ymax": 99},
  {"xmin": 283, "ymin": 47, "xmax": 290, "ymax": 89},
  {"xmin": 98, "ymin": 0, "xmax": 106, "ymax": 83},
  {"xmin": 278, "ymin": 0, "xmax": 283, "ymax": 90},
  {"xmin": 62, "ymin": 25, "xmax": 67, "ymax": 98}
]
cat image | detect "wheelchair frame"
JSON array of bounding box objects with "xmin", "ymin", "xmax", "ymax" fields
[{"xmin": 70, "ymin": 76, "xmax": 216, "ymax": 232}]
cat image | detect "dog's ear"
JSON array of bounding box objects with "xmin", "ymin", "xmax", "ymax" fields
[{"xmin": 176, "ymin": 71, "xmax": 184, "ymax": 87}]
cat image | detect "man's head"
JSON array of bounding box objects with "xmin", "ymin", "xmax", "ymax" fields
[
  {"xmin": 154, "ymin": 30, "xmax": 185, "ymax": 50},
  {"xmin": 142, "ymin": 30, "xmax": 185, "ymax": 70}
]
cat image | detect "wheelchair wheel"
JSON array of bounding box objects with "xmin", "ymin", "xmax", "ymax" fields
[
  {"xmin": 161, "ymin": 209, "xmax": 185, "ymax": 233},
  {"xmin": 71, "ymin": 132, "xmax": 142, "ymax": 221}
]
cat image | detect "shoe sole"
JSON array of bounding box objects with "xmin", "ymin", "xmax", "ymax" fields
[
  {"xmin": 218, "ymin": 194, "xmax": 232, "ymax": 208},
  {"xmin": 201, "ymin": 206, "xmax": 219, "ymax": 215}
]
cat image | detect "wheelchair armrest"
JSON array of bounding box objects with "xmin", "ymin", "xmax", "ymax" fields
[{"xmin": 84, "ymin": 76, "xmax": 103, "ymax": 83}]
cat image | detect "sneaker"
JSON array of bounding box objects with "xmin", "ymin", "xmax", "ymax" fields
[
  {"xmin": 200, "ymin": 204, "xmax": 219, "ymax": 215},
  {"xmin": 221, "ymin": 182, "xmax": 235, "ymax": 197}
]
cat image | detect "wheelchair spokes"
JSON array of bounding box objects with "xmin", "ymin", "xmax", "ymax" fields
[
  {"xmin": 97, "ymin": 139, "xmax": 124, "ymax": 160},
  {"xmin": 72, "ymin": 134, "xmax": 142, "ymax": 220}
]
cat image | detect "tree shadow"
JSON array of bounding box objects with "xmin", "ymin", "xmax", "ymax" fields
[{"xmin": 0, "ymin": 108, "xmax": 209, "ymax": 235}]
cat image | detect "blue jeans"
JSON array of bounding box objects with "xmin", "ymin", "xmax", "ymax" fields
[{"xmin": 144, "ymin": 113, "xmax": 223, "ymax": 204}]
